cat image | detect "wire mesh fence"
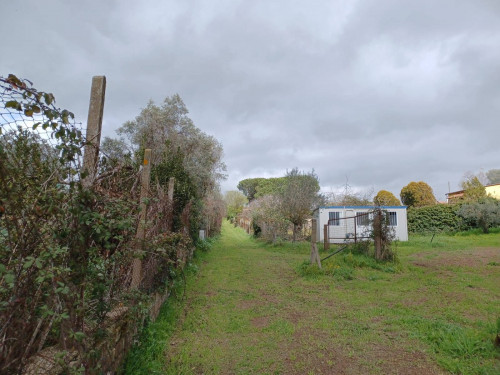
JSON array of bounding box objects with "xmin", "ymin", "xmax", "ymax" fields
[
  {"xmin": 0, "ymin": 75, "xmax": 86, "ymax": 168},
  {"xmin": 0, "ymin": 75, "xmax": 194, "ymax": 373}
]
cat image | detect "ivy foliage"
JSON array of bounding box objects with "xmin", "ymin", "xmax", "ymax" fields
[
  {"xmin": 407, "ymin": 204, "xmax": 465, "ymax": 233},
  {"xmin": 0, "ymin": 127, "xmax": 139, "ymax": 373},
  {"xmin": 1, "ymin": 75, "xmax": 210, "ymax": 374}
]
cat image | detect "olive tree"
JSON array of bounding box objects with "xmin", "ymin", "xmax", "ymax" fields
[
  {"xmin": 486, "ymin": 169, "xmax": 500, "ymax": 184},
  {"xmin": 250, "ymin": 195, "xmax": 289, "ymax": 243},
  {"xmin": 461, "ymin": 176, "xmax": 486, "ymax": 201},
  {"xmin": 279, "ymin": 168, "xmax": 322, "ymax": 242},
  {"xmin": 458, "ymin": 197, "xmax": 500, "ymax": 233},
  {"xmin": 106, "ymin": 95, "xmax": 226, "ymax": 198}
]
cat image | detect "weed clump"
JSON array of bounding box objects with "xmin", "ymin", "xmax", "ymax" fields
[{"xmin": 298, "ymin": 243, "xmax": 400, "ymax": 281}]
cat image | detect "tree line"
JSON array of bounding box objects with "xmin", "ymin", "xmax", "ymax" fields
[
  {"xmin": 225, "ymin": 168, "xmax": 500, "ymax": 242},
  {"xmin": 226, "ymin": 170, "xmax": 322, "ymax": 243}
]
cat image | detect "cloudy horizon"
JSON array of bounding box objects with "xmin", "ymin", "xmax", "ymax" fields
[{"xmin": 2, "ymin": 0, "xmax": 499, "ymax": 201}]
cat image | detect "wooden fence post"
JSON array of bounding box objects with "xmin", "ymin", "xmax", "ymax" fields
[
  {"xmin": 323, "ymin": 224, "xmax": 329, "ymax": 251},
  {"xmin": 374, "ymin": 210, "xmax": 382, "ymax": 260},
  {"xmin": 167, "ymin": 177, "xmax": 175, "ymax": 232},
  {"xmin": 82, "ymin": 76, "xmax": 106, "ymax": 188},
  {"xmin": 131, "ymin": 149, "xmax": 152, "ymax": 289},
  {"xmin": 310, "ymin": 219, "xmax": 321, "ymax": 268}
]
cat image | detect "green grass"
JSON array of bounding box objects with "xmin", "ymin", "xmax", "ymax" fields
[{"xmin": 123, "ymin": 222, "xmax": 500, "ymax": 374}]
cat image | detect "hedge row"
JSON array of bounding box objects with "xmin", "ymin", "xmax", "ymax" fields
[{"xmin": 407, "ymin": 204, "xmax": 465, "ymax": 233}]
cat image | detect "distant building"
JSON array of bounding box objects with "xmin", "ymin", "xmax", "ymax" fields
[
  {"xmin": 446, "ymin": 183, "xmax": 500, "ymax": 203},
  {"xmin": 313, "ymin": 206, "xmax": 408, "ymax": 243}
]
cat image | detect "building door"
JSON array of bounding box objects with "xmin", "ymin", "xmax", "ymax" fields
[{"xmin": 345, "ymin": 210, "xmax": 355, "ymax": 240}]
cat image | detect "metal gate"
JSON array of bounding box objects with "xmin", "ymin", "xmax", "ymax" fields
[{"xmin": 326, "ymin": 211, "xmax": 372, "ymax": 244}]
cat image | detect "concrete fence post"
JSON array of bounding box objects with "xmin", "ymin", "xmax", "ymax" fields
[
  {"xmin": 131, "ymin": 149, "xmax": 152, "ymax": 289},
  {"xmin": 82, "ymin": 76, "xmax": 106, "ymax": 188}
]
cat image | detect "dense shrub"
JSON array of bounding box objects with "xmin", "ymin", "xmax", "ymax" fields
[
  {"xmin": 457, "ymin": 197, "xmax": 500, "ymax": 233},
  {"xmin": 0, "ymin": 75, "xmax": 225, "ymax": 374},
  {"xmin": 408, "ymin": 204, "xmax": 464, "ymax": 233}
]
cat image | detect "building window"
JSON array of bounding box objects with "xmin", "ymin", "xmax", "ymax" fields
[
  {"xmin": 328, "ymin": 211, "xmax": 340, "ymax": 226},
  {"xmin": 388, "ymin": 212, "xmax": 397, "ymax": 226},
  {"xmin": 356, "ymin": 212, "xmax": 370, "ymax": 226}
]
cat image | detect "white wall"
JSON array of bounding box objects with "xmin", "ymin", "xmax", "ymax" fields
[{"xmin": 314, "ymin": 206, "xmax": 408, "ymax": 243}]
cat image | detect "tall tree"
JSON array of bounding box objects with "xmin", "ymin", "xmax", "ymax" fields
[
  {"xmin": 250, "ymin": 195, "xmax": 289, "ymax": 243},
  {"xmin": 224, "ymin": 190, "xmax": 248, "ymax": 221},
  {"xmin": 255, "ymin": 177, "xmax": 287, "ymax": 198},
  {"xmin": 400, "ymin": 181, "xmax": 436, "ymax": 207},
  {"xmin": 374, "ymin": 190, "xmax": 401, "ymax": 206},
  {"xmin": 104, "ymin": 94, "xmax": 226, "ymax": 237},
  {"xmin": 237, "ymin": 178, "xmax": 266, "ymax": 202},
  {"xmin": 461, "ymin": 176, "xmax": 486, "ymax": 201},
  {"xmin": 108, "ymin": 95, "xmax": 226, "ymax": 198},
  {"xmin": 237, "ymin": 177, "xmax": 287, "ymax": 201},
  {"xmin": 279, "ymin": 168, "xmax": 321, "ymax": 242},
  {"xmin": 486, "ymin": 169, "xmax": 500, "ymax": 185}
]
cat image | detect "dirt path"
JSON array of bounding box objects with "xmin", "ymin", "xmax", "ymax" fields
[{"xmin": 161, "ymin": 222, "xmax": 446, "ymax": 374}]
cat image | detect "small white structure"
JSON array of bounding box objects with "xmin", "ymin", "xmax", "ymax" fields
[{"xmin": 313, "ymin": 206, "xmax": 408, "ymax": 243}]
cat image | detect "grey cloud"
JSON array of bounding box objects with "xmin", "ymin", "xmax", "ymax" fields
[{"xmin": 2, "ymin": 0, "xmax": 499, "ymax": 202}]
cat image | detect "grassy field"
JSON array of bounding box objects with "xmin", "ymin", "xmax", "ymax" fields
[{"xmin": 123, "ymin": 222, "xmax": 500, "ymax": 374}]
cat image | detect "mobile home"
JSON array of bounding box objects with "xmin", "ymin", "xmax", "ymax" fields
[{"xmin": 313, "ymin": 206, "xmax": 408, "ymax": 243}]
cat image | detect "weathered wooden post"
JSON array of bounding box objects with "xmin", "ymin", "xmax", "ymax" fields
[
  {"xmin": 167, "ymin": 177, "xmax": 175, "ymax": 232},
  {"xmin": 310, "ymin": 219, "xmax": 321, "ymax": 268},
  {"xmin": 131, "ymin": 149, "xmax": 152, "ymax": 289},
  {"xmin": 374, "ymin": 209, "xmax": 382, "ymax": 260},
  {"xmin": 82, "ymin": 76, "xmax": 106, "ymax": 188},
  {"xmin": 323, "ymin": 224, "xmax": 329, "ymax": 251},
  {"xmin": 61, "ymin": 76, "xmax": 105, "ymax": 349}
]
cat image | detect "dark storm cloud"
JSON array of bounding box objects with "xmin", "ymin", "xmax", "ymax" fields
[{"xmin": 2, "ymin": 0, "xmax": 499, "ymax": 201}]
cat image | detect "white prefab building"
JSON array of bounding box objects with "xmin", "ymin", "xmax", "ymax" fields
[{"xmin": 313, "ymin": 206, "xmax": 408, "ymax": 243}]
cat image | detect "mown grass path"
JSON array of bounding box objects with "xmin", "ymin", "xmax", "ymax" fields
[{"xmin": 125, "ymin": 222, "xmax": 500, "ymax": 374}]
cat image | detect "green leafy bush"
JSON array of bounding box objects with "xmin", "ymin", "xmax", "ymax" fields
[
  {"xmin": 0, "ymin": 75, "xmax": 216, "ymax": 374},
  {"xmin": 408, "ymin": 204, "xmax": 465, "ymax": 233},
  {"xmin": 457, "ymin": 197, "xmax": 500, "ymax": 233}
]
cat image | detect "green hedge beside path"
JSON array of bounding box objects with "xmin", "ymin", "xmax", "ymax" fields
[{"xmin": 408, "ymin": 204, "xmax": 464, "ymax": 233}]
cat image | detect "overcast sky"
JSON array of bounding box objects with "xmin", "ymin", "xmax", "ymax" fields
[{"xmin": 2, "ymin": 0, "xmax": 499, "ymax": 201}]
